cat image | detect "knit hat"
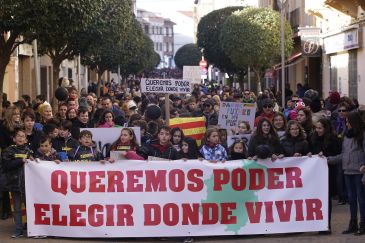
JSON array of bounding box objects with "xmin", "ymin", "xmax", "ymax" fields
[
  {"xmin": 145, "ymin": 105, "xmax": 161, "ymax": 120},
  {"xmin": 329, "ymin": 91, "xmax": 341, "ymax": 105}
]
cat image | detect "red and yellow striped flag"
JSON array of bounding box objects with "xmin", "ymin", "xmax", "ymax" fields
[{"xmin": 169, "ymin": 117, "xmax": 206, "ymax": 145}]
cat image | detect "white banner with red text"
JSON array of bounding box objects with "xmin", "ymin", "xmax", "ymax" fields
[{"xmin": 24, "ymin": 156, "xmax": 328, "ymax": 238}]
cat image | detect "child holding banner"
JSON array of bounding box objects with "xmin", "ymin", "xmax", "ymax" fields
[
  {"xmin": 110, "ymin": 128, "xmax": 144, "ymax": 160},
  {"xmin": 229, "ymin": 140, "xmax": 247, "ymax": 160},
  {"xmin": 179, "ymin": 137, "xmax": 199, "ymax": 160},
  {"xmin": 52, "ymin": 120, "xmax": 79, "ymax": 159},
  {"xmin": 68, "ymin": 130, "xmax": 111, "ymax": 163},
  {"xmin": 1, "ymin": 128, "xmax": 33, "ymax": 238},
  {"xmin": 34, "ymin": 136, "xmax": 62, "ymax": 163},
  {"xmin": 199, "ymin": 128, "xmax": 228, "ymax": 162},
  {"xmin": 138, "ymin": 126, "xmax": 180, "ymax": 160}
]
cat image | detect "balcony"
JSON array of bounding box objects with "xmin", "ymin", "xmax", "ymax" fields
[{"xmin": 325, "ymin": 0, "xmax": 361, "ymax": 18}]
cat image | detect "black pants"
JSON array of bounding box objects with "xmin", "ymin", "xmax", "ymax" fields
[{"xmin": 1, "ymin": 191, "xmax": 10, "ymax": 216}]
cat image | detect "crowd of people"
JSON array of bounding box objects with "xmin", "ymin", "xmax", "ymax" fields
[{"xmin": 0, "ymin": 79, "xmax": 365, "ymax": 239}]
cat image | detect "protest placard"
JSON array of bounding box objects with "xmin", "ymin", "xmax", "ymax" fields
[
  {"xmin": 183, "ymin": 66, "xmax": 202, "ymax": 84},
  {"xmin": 140, "ymin": 78, "xmax": 192, "ymax": 94},
  {"xmin": 218, "ymin": 102, "xmax": 256, "ymax": 131},
  {"xmin": 25, "ymin": 157, "xmax": 328, "ymax": 238}
]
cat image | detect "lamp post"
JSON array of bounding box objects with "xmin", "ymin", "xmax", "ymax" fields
[{"xmin": 280, "ymin": 0, "xmax": 287, "ymax": 108}]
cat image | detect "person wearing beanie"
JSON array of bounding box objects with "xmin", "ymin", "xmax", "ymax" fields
[
  {"xmin": 144, "ymin": 104, "xmax": 162, "ymax": 121},
  {"xmin": 325, "ymin": 91, "xmax": 341, "ymax": 112},
  {"xmin": 330, "ymin": 91, "xmax": 341, "ymax": 106}
]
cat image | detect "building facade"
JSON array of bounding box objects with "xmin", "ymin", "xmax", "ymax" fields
[
  {"xmin": 137, "ymin": 9, "xmax": 175, "ymax": 68},
  {"xmin": 261, "ymin": 0, "xmax": 365, "ymax": 103}
]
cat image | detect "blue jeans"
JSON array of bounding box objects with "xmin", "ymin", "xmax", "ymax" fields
[
  {"xmin": 11, "ymin": 192, "xmax": 25, "ymax": 234},
  {"xmin": 344, "ymin": 174, "xmax": 365, "ymax": 222}
]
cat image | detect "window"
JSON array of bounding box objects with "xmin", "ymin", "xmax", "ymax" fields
[
  {"xmin": 144, "ymin": 25, "xmax": 149, "ymax": 34},
  {"xmin": 160, "ymin": 43, "xmax": 162, "ymax": 51},
  {"xmin": 166, "ymin": 27, "xmax": 169, "ymax": 36},
  {"xmin": 166, "ymin": 43, "xmax": 169, "ymax": 52},
  {"xmin": 290, "ymin": 8, "xmax": 300, "ymax": 33},
  {"xmin": 160, "ymin": 27, "xmax": 163, "ymax": 34},
  {"xmin": 152, "ymin": 26, "xmax": 155, "ymax": 34}
]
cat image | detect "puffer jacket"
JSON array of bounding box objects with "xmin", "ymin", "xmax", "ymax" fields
[
  {"xmin": 1, "ymin": 145, "xmax": 33, "ymax": 192},
  {"xmin": 328, "ymin": 132, "xmax": 365, "ymax": 175},
  {"xmin": 280, "ymin": 136, "xmax": 309, "ymax": 157}
]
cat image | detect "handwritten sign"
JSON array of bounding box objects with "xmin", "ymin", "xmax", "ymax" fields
[
  {"xmin": 141, "ymin": 79, "xmax": 192, "ymax": 94},
  {"xmin": 218, "ymin": 102, "xmax": 256, "ymax": 130}
]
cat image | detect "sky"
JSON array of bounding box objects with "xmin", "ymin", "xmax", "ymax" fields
[{"xmin": 136, "ymin": 0, "xmax": 195, "ymax": 14}]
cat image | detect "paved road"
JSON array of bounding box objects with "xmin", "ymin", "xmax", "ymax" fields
[{"xmin": 0, "ymin": 202, "xmax": 363, "ymax": 243}]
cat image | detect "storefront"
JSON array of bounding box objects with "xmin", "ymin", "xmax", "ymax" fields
[{"xmin": 323, "ymin": 25, "xmax": 360, "ymax": 99}]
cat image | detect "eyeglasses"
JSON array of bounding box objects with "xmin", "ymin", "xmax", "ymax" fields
[
  {"xmin": 338, "ymin": 109, "xmax": 347, "ymax": 113},
  {"xmin": 263, "ymin": 105, "xmax": 273, "ymax": 108}
]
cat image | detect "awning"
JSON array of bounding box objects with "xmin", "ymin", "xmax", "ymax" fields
[{"xmin": 273, "ymin": 52, "xmax": 304, "ymax": 70}]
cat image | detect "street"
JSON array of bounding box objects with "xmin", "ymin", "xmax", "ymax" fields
[{"xmin": 0, "ymin": 201, "xmax": 363, "ymax": 243}]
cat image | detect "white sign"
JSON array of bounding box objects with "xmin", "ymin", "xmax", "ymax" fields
[
  {"xmin": 227, "ymin": 134, "xmax": 252, "ymax": 148},
  {"xmin": 80, "ymin": 128, "xmax": 141, "ymax": 156},
  {"xmin": 25, "ymin": 157, "xmax": 328, "ymax": 238},
  {"xmin": 18, "ymin": 43, "xmax": 33, "ymax": 56},
  {"xmin": 218, "ymin": 102, "xmax": 256, "ymax": 131},
  {"xmin": 141, "ymin": 79, "xmax": 192, "ymax": 94},
  {"xmin": 183, "ymin": 66, "xmax": 202, "ymax": 84},
  {"xmin": 324, "ymin": 28, "xmax": 359, "ymax": 54}
]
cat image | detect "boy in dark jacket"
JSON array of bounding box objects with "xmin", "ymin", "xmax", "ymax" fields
[
  {"xmin": 68, "ymin": 130, "xmax": 109, "ymax": 163},
  {"xmin": 52, "ymin": 120, "xmax": 79, "ymax": 159},
  {"xmin": 34, "ymin": 136, "xmax": 61, "ymax": 163},
  {"xmin": 71, "ymin": 107, "xmax": 94, "ymax": 139},
  {"xmin": 138, "ymin": 126, "xmax": 180, "ymax": 160},
  {"xmin": 1, "ymin": 128, "xmax": 33, "ymax": 238}
]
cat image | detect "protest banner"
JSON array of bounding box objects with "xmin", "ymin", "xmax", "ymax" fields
[
  {"xmin": 218, "ymin": 102, "xmax": 256, "ymax": 131},
  {"xmin": 170, "ymin": 117, "xmax": 206, "ymax": 146},
  {"xmin": 141, "ymin": 78, "xmax": 192, "ymax": 94},
  {"xmin": 25, "ymin": 157, "xmax": 328, "ymax": 238},
  {"xmin": 80, "ymin": 128, "xmax": 141, "ymax": 157}
]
